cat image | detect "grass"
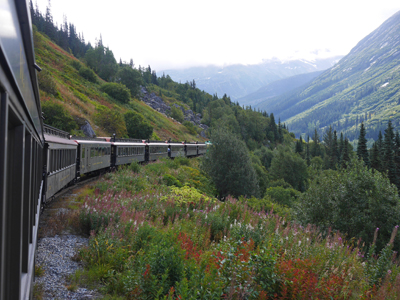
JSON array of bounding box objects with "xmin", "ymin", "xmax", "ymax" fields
[{"xmin": 32, "ymin": 282, "xmax": 44, "ymax": 300}]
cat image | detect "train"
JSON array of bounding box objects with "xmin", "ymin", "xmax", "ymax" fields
[
  {"xmin": 0, "ymin": 1, "xmax": 207, "ymax": 298},
  {"xmin": 43, "ymin": 124, "xmax": 207, "ymax": 202}
]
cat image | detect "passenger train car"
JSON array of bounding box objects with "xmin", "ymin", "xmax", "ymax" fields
[
  {"xmin": 0, "ymin": 0, "xmax": 44, "ymax": 298},
  {"xmin": 0, "ymin": 1, "xmax": 208, "ymax": 298}
]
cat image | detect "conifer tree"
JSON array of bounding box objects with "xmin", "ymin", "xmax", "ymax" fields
[
  {"xmin": 311, "ymin": 129, "xmax": 321, "ymax": 157},
  {"xmin": 278, "ymin": 118, "xmax": 283, "ymax": 143},
  {"xmin": 338, "ymin": 132, "xmax": 344, "ymax": 162},
  {"xmin": 370, "ymin": 142, "xmax": 381, "ymax": 172},
  {"xmin": 357, "ymin": 122, "xmax": 370, "ymax": 167},
  {"xmin": 331, "ymin": 130, "xmax": 338, "ymax": 169},
  {"xmin": 341, "ymin": 138, "xmax": 351, "ymax": 169},
  {"xmin": 383, "ymin": 120, "xmax": 397, "ymax": 185},
  {"xmin": 268, "ymin": 113, "xmax": 278, "ymax": 143}
]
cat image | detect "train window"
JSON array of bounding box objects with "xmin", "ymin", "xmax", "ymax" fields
[
  {"xmin": 91, "ymin": 148, "xmax": 94, "ymax": 158},
  {"xmin": 82, "ymin": 148, "xmax": 85, "ymax": 159}
]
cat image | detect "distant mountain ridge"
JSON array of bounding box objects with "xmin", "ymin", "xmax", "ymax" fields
[
  {"xmin": 161, "ymin": 57, "xmax": 341, "ymax": 100},
  {"xmin": 237, "ymin": 70, "xmax": 324, "ymax": 107},
  {"xmin": 256, "ymin": 10, "xmax": 400, "ymax": 141}
]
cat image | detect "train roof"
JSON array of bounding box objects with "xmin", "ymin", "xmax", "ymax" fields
[
  {"xmin": 112, "ymin": 142, "xmax": 146, "ymax": 146},
  {"xmin": 73, "ymin": 139, "xmax": 111, "ymax": 145},
  {"xmin": 147, "ymin": 143, "xmax": 169, "ymax": 146},
  {"xmin": 44, "ymin": 133, "xmax": 78, "ymax": 146}
]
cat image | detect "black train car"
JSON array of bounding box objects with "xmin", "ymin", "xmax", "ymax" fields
[
  {"xmin": 112, "ymin": 139, "xmax": 146, "ymax": 166},
  {"xmin": 185, "ymin": 142, "xmax": 198, "ymax": 157},
  {"xmin": 73, "ymin": 138, "xmax": 112, "ymax": 176},
  {"xmin": 0, "ymin": 0, "xmax": 45, "ymax": 298},
  {"xmin": 43, "ymin": 125, "xmax": 77, "ymax": 201}
]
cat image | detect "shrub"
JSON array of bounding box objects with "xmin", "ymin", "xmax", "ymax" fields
[
  {"xmin": 94, "ymin": 105, "xmax": 127, "ymax": 136},
  {"xmin": 264, "ymin": 186, "xmax": 299, "ymax": 207},
  {"xmin": 296, "ymin": 158, "xmax": 400, "ymax": 252},
  {"xmin": 269, "ymin": 149, "xmax": 308, "ymax": 192},
  {"xmin": 124, "ymin": 111, "xmax": 153, "ymax": 139},
  {"xmin": 41, "ymin": 101, "xmax": 77, "ymax": 132},
  {"xmin": 161, "ymin": 186, "xmax": 215, "ymax": 206},
  {"xmin": 100, "ymin": 82, "xmax": 131, "ymax": 103},
  {"xmin": 79, "ymin": 66, "xmax": 97, "ymax": 83},
  {"xmin": 183, "ymin": 121, "xmax": 197, "ymax": 135},
  {"xmin": 170, "ymin": 106, "xmax": 184, "ymax": 123},
  {"xmin": 38, "ymin": 69, "xmax": 57, "ymax": 95},
  {"xmin": 162, "ymin": 174, "xmax": 182, "ymax": 187}
]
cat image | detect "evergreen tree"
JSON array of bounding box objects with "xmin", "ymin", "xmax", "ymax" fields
[
  {"xmin": 331, "ymin": 130, "xmax": 339, "ymax": 169},
  {"xmin": 383, "ymin": 120, "xmax": 397, "ymax": 185},
  {"xmin": 268, "ymin": 113, "xmax": 278, "ymax": 143},
  {"xmin": 311, "ymin": 128, "xmax": 321, "ymax": 157},
  {"xmin": 370, "ymin": 142, "xmax": 381, "ymax": 172},
  {"xmin": 323, "ymin": 126, "xmax": 334, "ymax": 168},
  {"xmin": 341, "ymin": 138, "xmax": 350, "ymax": 169},
  {"xmin": 357, "ymin": 122, "xmax": 370, "ymax": 167},
  {"xmin": 338, "ymin": 132, "xmax": 344, "ymax": 162}
]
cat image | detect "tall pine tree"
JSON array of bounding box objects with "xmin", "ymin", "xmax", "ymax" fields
[{"xmin": 357, "ymin": 122, "xmax": 370, "ymax": 167}]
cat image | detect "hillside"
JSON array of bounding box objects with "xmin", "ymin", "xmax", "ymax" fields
[
  {"xmin": 256, "ymin": 10, "xmax": 400, "ymax": 140},
  {"xmin": 33, "ymin": 28, "xmax": 206, "ymax": 141},
  {"xmin": 237, "ymin": 70, "xmax": 324, "ymax": 107},
  {"xmin": 161, "ymin": 57, "xmax": 341, "ymax": 101}
]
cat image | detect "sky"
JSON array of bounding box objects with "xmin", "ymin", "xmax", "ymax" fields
[{"xmin": 34, "ymin": 0, "xmax": 400, "ymax": 71}]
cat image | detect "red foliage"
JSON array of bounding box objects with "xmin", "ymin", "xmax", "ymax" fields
[
  {"xmin": 177, "ymin": 232, "xmax": 202, "ymax": 263},
  {"xmin": 273, "ymin": 258, "xmax": 351, "ymax": 299}
]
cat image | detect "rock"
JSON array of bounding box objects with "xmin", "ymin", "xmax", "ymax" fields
[
  {"xmin": 140, "ymin": 86, "xmax": 208, "ymax": 138},
  {"xmin": 81, "ymin": 121, "xmax": 96, "ymax": 138}
]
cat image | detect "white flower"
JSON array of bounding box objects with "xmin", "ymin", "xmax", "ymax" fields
[{"xmin": 298, "ymin": 240, "xmax": 301, "ymax": 246}]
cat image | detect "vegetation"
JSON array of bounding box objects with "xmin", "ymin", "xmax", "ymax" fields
[
  {"xmin": 201, "ymin": 128, "xmax": 260, "ymax": 199},
  {"xmin": 124, "ymin": 111, "xmax": 153, "ymax": 139},
  {"xmin": 100, "ymin": 82, "xmax": 131, "ymax": 104},
  {"xmin": 63, "ymin": 158, "xmax": 400, "ymax": 299},
  {"xmin": 41, "ymin": 101, "xmax": 77, "ymax": 132}
]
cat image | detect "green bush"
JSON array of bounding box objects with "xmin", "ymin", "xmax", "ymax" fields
[
  {"xmin": 183, "ymin": 121, "xmax": 197, "ymax": 135},
  {"xmin": 38, "ymin": 69, "xmax": 57, "ymax": 95},
  {"xmin": 70, "ymin": 60, "xmax": 82, "ymax": 70},
  {"xmin": 129, "ymin": 161, "xmax": 141, "ymax": 173},
  {"xmin": 264, "ymin": 186, "xmax": 299, "ymax": 207},
  {"xmin": 79, "ymin": 66, "xmax": 97, "ymax": 83},
  {"xmin": 162, "ymin": 174, "xmax": 182, "ymax": 187},
  {"xmin": 100, "ymin": 82, "xmax": 131, "ymax": 103},
  {"xmin": 296, "ymin": 158, "xmax": 400, "ymax": 252},
  {"xmin": 41, "ymin": 101, "xmax": 77, "ymax": 132},
  {"xmin": 161, "ymin": 186, "xmax": 216, "ymax": 206},
  {"xmin": 124, "ymin": 111, "xmax": 153, "ymax": 139},
  {"xmin": 94, "ymin": 105, "xmax": 127, "ymax": 136},
  {"xmin": 170, "ymin": 106, "xmax": 184, "ymax": 123}
]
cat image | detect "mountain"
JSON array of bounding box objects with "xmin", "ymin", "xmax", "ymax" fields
[
  {"xmin": 236, "ymin": 70, "xmax": 324, "ymax": 107},
  {"xmin": 161, "ymin": 57, "xmax": 341, "ymax": 100},
  {"xmin": 256, "ymin": 10, "xmax": 400, "ymax": 141}
]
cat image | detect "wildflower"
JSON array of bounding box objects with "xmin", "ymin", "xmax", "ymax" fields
[
  {"xmin": 388, "ymin": 270, "xmax": 392, "ymax": 274},
  {"xmin": 298, "ymin": 240, "xmax": 301, "ymax": 246}
]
